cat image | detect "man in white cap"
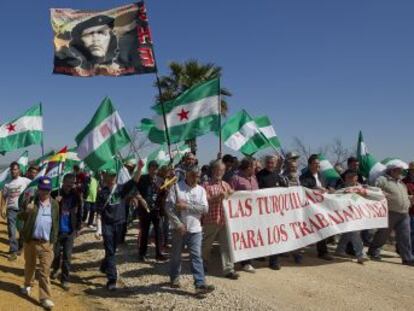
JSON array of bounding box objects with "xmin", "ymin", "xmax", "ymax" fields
[{"xmin": 368, "ymin": 162, "xmax": 414, "ymax": 265}]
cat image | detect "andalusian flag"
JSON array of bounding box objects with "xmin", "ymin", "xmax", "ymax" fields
[
  {"xmin": 0, "ymin": 151, "xmax": 29, "ymax": 189},
  {"xmin": 222, "ymin": 110, "xmax": 268, "ymax": 156},
  {"xmin": 0, "ymin": 104, "xmax": 43, "ymax": 153},
  {"xmin": 318, "ymin": 154, "xmax": 341, "ymax": 186},
  {"xmin": 254, "ymin": 116, "xmax": 281, "ymax": 150},
  {"xmin": 76, "ymin": 97, "xmax": 131, "ymax": 172},
  {"xmin": 357, "ymin": 131, "xmax": 386, "ymax": 183},
  {"xmin": 142, "ymin": 144, "xmax": 190, "ymax": 173},
  {"xmin": 140, "ymin": 78, "xmax": 220, "ymax": 144},
  {"xmin": 381, "ymin": 158, "xmax": 408, "ymax": 170}
]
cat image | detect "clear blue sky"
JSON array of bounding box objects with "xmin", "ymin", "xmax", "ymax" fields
[{"xmin": 0, "ymin": 0, "xmax": 413, "ymax": 165}]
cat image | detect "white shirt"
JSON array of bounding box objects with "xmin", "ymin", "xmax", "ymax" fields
[
  {"xmin": 166, "ymin": 181, "xmax": 208, "ymax": 233},
  {"xmin": 3, "ymin": 176, "xmax": 31, "ymax": 210},
  {"xmin": 313, "ymin": 173, "xmax": 322, "ymax": 188}
]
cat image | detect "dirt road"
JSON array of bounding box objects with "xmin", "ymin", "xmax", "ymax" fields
[{"xmin": 0, "ymin": 219, "xmax": 413, "ymax": 311}]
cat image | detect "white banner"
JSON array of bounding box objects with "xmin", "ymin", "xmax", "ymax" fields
[{"xmin": 223, "ymin": 186, "xmax": 388, "ymax": 262}]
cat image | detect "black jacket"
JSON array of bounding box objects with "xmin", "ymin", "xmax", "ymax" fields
[
  {"xmin": 299, "ymin": 170, "xmax": 325, "ymax": 189},
  {"xmin": 52, "ymin": 189, "xmax": 82, "ymax": 234}
]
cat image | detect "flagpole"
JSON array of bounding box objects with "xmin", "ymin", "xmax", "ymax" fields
[{"xmin": 218, "ymin": 79, "xmax": 222, "ymax": 159}]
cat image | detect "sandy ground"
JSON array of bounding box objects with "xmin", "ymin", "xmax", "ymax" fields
[{"xmin": 0, "ymin": 218, "xmax": 413, "ymax": 311}]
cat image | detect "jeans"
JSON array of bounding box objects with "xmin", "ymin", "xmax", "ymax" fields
[
  {"xmin": 101, "ymin": 222, "xmax": 124, "ymax": 283},
  {"xmin": 82, "ymin": 202, "xmax": 96, "ymax": 226},
  {"xmin": 170, "ymin": 230, "xmax": 205, "ymax": 287},
  {"xmin": 162, "ymin": 216, "xmax": 170, "ymax": 247},
  {"xmin": 138, "ymin": 209, "xmax": 162, "ymax": 257},
  {"xmin": 336, "ymin": 231, "xmax": 364, "ymax": 258},
  {"xmin": 52, "ymin": 233, "xmax": 75, "ymax": 283},
  {"xmin": 368, "ymin": 212, "xmax": 413, "ymax": 262},
  {"xmin": 7, "ymin": 209, "xmax": 21, "ymax": 253}
]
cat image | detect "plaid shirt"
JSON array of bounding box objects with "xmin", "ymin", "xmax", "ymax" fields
[{"xmin": 202, "ymin": 179, "xmax": 232, "ymax": 226}]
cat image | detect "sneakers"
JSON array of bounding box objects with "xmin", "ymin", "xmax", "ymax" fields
[
  {"xmin": 106, "ymin": 281, "xmax": 117, "ymax": 291},
  {"xmin": 40, "ymin": 299, "xmax": 55, "ymax": 310},
  {"xmin": 369, "ymin": 254, "xmax": 382, "ymax": 262},
  {"xmin": 61, "ymin": 281, "xmax": 70, "ymax": 291},
  {"xmin": 402, "ymin": 260, "xmax": 414, "ymax": 267},
  {"xmin": 20, "ymin": 286, "xmax": 31, "ymax": 297},
  {"xmin": 88, "ymin": 225, "xmax": 97, "ymax": 230},
  {"xmin": 50, "ymin": 270, "xmax": 59, "ymax": 280},
  {"xmin": 224, "ymin": 271, "xmax": 240, "ymax": 280},
  {"xmin": 318, "ymin": 253, "xmax": 334, "ymax": 261},
  {"xmin": 170, "ymin": 278, "xmax": 181, "ymax": 288},
  {"xmin": 269, "ymin": 263, "xmax": 281, "ymax": 271},
  {"xmin": 195, "ymin": 284, "xmax": 215, "ymax": 298},
  {"xmin": 242, "ymin": 264, "xmax": 256, "ymax": 273},
  {"xmin": 357, "ymin": 256, "xmax": 370, "ymax": 265},
  {"xmin": 8, "ymin": 253, "xmax": 17, "ymax": 262}
]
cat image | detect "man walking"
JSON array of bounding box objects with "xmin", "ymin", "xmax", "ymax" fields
[
  {"xmin": 95, "ymin": 161, "xmax": 143, "ymax": 291},
  {"xmin": 2, "ymin": 161, "xmax": 31, "ymax": 261},
  {"xmin": 19, "ymin": 177, "xmax": 59, "ymax": 310},
  {"xmin": 166, "ymin": 165, "xmax": 215, "ymax": 297},
  {"xmin": 136, "ymin": 160, "xmax": 167, "ymax": 262},
  {"xmin": 50, "ymin": 174, "xmax": 82, "ymax": 290},
  {"xmin": 202, "ymin": 160, "xmax": 238, "ymax": 279},
  {"xmin": 368, "ymin": 163, "xmax": 414, "ymax": 265}
]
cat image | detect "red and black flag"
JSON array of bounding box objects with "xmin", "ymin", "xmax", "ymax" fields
[{"xmin": 51, "ymin": 2, "xmax": 156, "ymax": 77}]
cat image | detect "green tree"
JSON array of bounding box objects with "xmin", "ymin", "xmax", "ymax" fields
[{"xmin": 155, "ymin": 60, "xmax": 231, "ymax": 154}]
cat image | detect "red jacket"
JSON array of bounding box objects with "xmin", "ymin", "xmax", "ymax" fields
[{"xmin": 402, "ymin": 176, "xmax": 414, "ymax": 215}]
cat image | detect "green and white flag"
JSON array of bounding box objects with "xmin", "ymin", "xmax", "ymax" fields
[
  {"xmin": 381, "ymin": 157, "xmax": 408, "ymax": 170},
  {"xmin": 0, "ymin": 151, "xmax": 29, "ymax": 189},
  {"xmin": 142, "ymin": 144, "xmax": 190, "ymax": 174},
  {"xmin": 140, "ymin": 78, "xmax": 220, "ymax": 144},
  {"xmin": 222, "ymin": 110, "xmax": 268, "ymax": 156},
  {"xmin": 318, "ymin": 154, "xmax": 341, "ymax": 186},
  {"xmin": 254, "ymin": 116, "xmax": 282, "ymax": 150},
  {"xmin": 357, "ymin": 131, "xmax": 385, "ymax": 183},
  {"xmin": 75, "ymin": 97, "xmax": 131, "ymax": 172},
  {"xmin": 0, "ymin": 104, "xmax": 43, "ymax": 153}
]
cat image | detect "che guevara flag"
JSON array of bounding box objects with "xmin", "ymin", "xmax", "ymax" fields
[
  {"xmin": 0, "ymin": 104, "xmax": 43, "ymax": 154},
  {"xmin": 51, "ymin": 2, "xmax": 156, "ymax": 77}
]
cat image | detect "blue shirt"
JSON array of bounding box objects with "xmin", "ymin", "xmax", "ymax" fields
[{"xmin": 32, "ymin": 200, "xmax": 53, "ymax": 241}]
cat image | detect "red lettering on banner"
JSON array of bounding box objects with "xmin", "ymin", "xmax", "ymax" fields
[
  {"xmin": 138, "ymin": 26, "xmax": 152, "ymax": 44},
  {"xmin": 328, "ymin": 210, "xmax": 345, "ymax": 224},
  {"xmin": 314, "ymin": 213, "xmax": 330, "ymax": 229},
  {"xmin": 297, "ymin": 221, "xmax": 315, "ymax": 236},
  {"xmin": 308, "ymin": 217, "xmax": 322, "ymax": 232},
  {"xmin": 228, "ymin": 199, "xmax": 252, "ymax": 219},
  {"xmin": 342, "ymin": 209, "xmax": 355, "ymax": 223},
  {"xmin": 267, "ymin": 225, "xmax": 288, "ymax": 245},
  {"xmin": 289, "ymin": 222, "xmax": 301, "ymax": 239},
  {"xmin": 256, "ymin": 196, "xmax": 267, "ymax": 215},
  {"xmin": 139, "ymin": 47, "xmax": 155, "ymax": 67},
  {"xmin": 232, "ymin": 229, "xmax": 264, "ymax": 250}
]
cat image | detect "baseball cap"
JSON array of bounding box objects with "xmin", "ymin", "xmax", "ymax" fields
[{"xmin": 38, "ymin": 177, "xmax": 52, "ymax": 191}]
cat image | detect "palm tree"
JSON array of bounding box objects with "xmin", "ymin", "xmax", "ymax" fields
[{"xmin": 155, "ymin": 60, "xmax": 231, "ymax": 154}]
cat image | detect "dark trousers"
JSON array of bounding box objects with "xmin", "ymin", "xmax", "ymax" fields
[
  {"xmin": 101, "ymin": 222, "xmax": 124, "ymax": 283},
  {"xmin": 317, "ymin": 239, "xmax": 328, "ymax": 256},
  {"xmin": 138, "ymin": 209, "xmax": 162, "ymax": 257},
  {"xmin": 368, "ymin": 211, "xmax": 413, "ymax": 262},
  {"xmin": 52, "ymin": 232, "xmax": 75, "ymax": 283},
  {"xmin": 82, "ymin": 202, "xmax": 96, "ymax": 226}
]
